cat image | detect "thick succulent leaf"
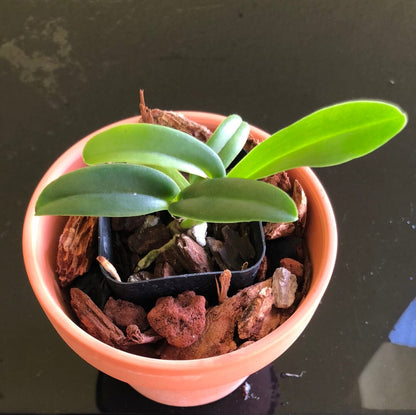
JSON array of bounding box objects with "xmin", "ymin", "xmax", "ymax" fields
[
  {"xmin": 218, "ymin": 121, "xmax": 250, "ymax": 168},
  {"xmin": 228, "ymin": 100, "xmax": 407, "ymax": 179},
  {"xmin": 35, "ymin": 164, "xmax": 180, "ymax": 217},
  {"xmin": 83, "ymin": 123, "xmax": 225, "ymax": 178},
  {"xmin": 147, "ymin": 165, "xmax": 189, "ymax": 190},
  {"xmin": 206, "ymin": 114, "xmax": 242, "ymax": 153},
  {"xmin": 188, "ymin": 114, "xmax": 245, "ymax": 183},
  {"xmin": 169, "ymin": 177, "xmax": 298, "ymax": 223}
]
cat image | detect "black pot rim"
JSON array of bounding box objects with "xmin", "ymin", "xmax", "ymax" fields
[{"xmin": 98, "ymin": 217, "xmax": 266, "ymax": 305}]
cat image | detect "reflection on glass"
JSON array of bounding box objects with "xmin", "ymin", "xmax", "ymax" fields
[
  {"xmin": 96, "ymin": 364, "xmax": 279, "ymax": 413},
  {"xmin": 389, "ymin": 297, "xmax": 416, "ymax": 348},
  {"xmin": 359, "ymin": 296, "xmax": 416, "ymax": 410}
]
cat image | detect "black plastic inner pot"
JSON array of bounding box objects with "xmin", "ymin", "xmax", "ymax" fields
[{"xmin": 98, "ymin": 216, "xmax": 266, "ymax": 306}]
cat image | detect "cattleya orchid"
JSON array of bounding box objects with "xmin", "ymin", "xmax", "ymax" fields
[{"xmin": 36, "ymin": 100, "xmax": 407, "ymax": 228}]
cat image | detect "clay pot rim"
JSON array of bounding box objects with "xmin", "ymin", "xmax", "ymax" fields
[{"xmin": 22, "ymin": 111, "xmax": 337, "ymax": 375}]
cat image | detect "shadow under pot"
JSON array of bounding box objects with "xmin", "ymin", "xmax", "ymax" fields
[{"xmin": 98, "ymin": 216, "xmax": 266, "ymax": 306}]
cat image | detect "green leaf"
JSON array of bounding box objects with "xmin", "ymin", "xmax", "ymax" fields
[
  {"xmin": 188, "ymin": 114, "xmax": 244, "ymax": 183},
  {"xmin": 228, "ymin": 100, "xmax": 407, "ymax": 180},
  {"xmin": 35, "ymin": 164, "xmax": 180, "ymax": 217},
  {"xmin": 169, "ymin": 178, "xmax": 298, "ymax": 223},
  {"xmin": 206, "ymin": 114, "xmax": 242, "ymax": 153},
  {"xmin": 83, "ymin": 123, "xmax": 225, "ymax": 179},
  {"xmin": 218, "ymin": 121, "xmax": 250, "ymax": 168},
  {"xmin": 189, "ymin": 118, "xmax": 250, "ymax": 184},
  {"xmin": 147, "ymin": 165, "xmax": 189, "ymax": 190}
]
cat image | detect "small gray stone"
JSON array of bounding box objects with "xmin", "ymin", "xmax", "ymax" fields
[{"xmin": 272, "ymin": 267, "xmax": 298, "ymax": 309}]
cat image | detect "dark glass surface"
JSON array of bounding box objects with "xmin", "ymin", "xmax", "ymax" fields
[{"xmin": 2, "ymin": 1, "xmax": 415, "ymax": 413}]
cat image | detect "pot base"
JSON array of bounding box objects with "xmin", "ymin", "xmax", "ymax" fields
[{"xmin": 129, "ymin": 376, "xmax": 248, "ymax": 407}]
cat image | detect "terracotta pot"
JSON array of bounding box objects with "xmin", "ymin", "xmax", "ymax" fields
[{"xmin": 22, "ymin": 112, "xmax": 337, "ymax": 407}]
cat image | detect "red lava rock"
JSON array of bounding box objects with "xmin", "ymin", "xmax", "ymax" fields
[
  {"xmin": 147, "ymin": 291, "xmax": 206, "ymax": 348},
  {"xmin": 104, "ymin": 297, "xmax": 149, "ymax": 331}
]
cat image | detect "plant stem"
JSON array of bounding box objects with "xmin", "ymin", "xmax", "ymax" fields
[
  {"xmin": 180, "ymin": 218, "xmax": 204, "ymax": 229},
  {"xmin": 134, "ymin": 235, "xmax": 178, "ymax": 272}
]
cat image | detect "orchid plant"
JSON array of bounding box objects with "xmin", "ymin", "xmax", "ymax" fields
[{"xmin": 35, "ymin": 100, "xmax": 407, "ymax": 227}]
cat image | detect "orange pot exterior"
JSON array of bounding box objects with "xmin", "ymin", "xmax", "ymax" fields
[{"xmin": 22, "ymin": 113, "xmax": 338, "ymax": 407}]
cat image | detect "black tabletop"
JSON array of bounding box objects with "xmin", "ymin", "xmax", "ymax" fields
[{"xmin": 2, "ymin": 1, "xmax": 416, "ymax": 414}]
